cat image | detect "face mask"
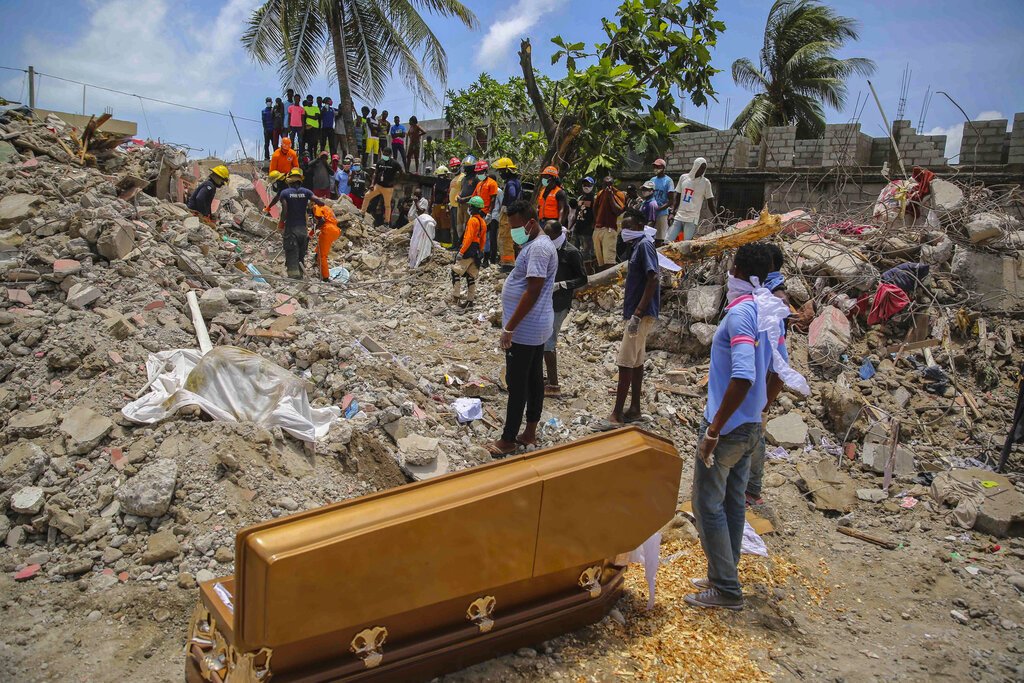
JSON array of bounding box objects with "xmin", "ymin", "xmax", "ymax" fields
[
  {"xmin": 582, "ymin": 186, "xmax": 593, "ymax": 194},
  {"xmin": 541, "ymin": 178, "xmax": 550, "ymax": 187},
  {"xmin": 551, "ymin": 231, "xmax": 567, "ymax": 250},
  {"xmin": 352, "ymin": 165, "xmax": 361, "ymax": 171},
  {"xmin": 476, "ymin": 173, "xmax": 486, "ymax": 181},
  {"xmin": 726, "ymin": 274, "xmax": 757, "ymax": 303},
  {"xmin": 510, "ymin": 227, "xmax": 530, "ymax": 245},
  {"xmin": 381, "ymin": 156, "xmax": 390, "ymax": 162}
]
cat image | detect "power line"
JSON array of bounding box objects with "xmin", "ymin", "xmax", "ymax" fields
[{"xmin": 0, "ymin": 65, "xmax": 261, "ymax": 124}]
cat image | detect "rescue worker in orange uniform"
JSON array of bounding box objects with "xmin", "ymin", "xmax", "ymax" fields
[
  {"xmin": 451, "ymin": 195, "xmax": 487, "ymax": 308},
  {"xmin": 536, "ymin": 165, "xmax": 567, "ymax": 225},
  {"xmin": 310, "ymin": 203, "xmax": 342, "ymax": 282},
  {"xmin": 269, "ymin": 136, "xmax": 299, "ymax": 178}
]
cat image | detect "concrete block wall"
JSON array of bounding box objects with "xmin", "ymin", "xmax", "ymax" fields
[
  {"xmin": 893, "ymin": 120, "xmax": 947, "ymax": 168},
  {"xmin": 959, "ymin": 118, "xmax": 1007, "ymax": 164},
  {"xmin": 869, "ymin": 139, "xmax": 890, "ymax": 166},
  {"xmin": 1010, "ymin": 113, "xmax": 1024, "ymax": 165},
  {"xmin": 761, "ymin": 126, "xmax": 796, "ymax": 168},
  {"xmin": 765, "ymin": 178, "xmax": 886, "ymax": 212},
  {"xmin": 822, "ymin": 123, "xmax": 871, "ymax": 167},
  {"xmin": 665, "ymin": 129, "xmax": 750, "ymax": 171},
  {"xmin": 794, "ymin": 139, "xmax": 824, "ymax": 167}
]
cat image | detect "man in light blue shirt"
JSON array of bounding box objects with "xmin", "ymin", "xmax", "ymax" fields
[
  {"xmin": 650, "ymin": 158, "xmax": 675, "ymax": 245},
  {"xmin": 687, "ymin": 242, "xmax": 786, "ymax": 612},
  {"xmin": 486, "ymin": 199, "xmax": 557, "ymax": 458}
]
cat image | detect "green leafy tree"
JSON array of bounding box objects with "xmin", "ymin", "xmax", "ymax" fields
[
  {"xmin": 519, "ymin": 0, "xmax": 724, "ymax": 179},
  {"xmin": 242, "ymin": 0, "xmax": 477, "ymax": 152},
  {"xmin": 730, "ymin": 0, "xmax": 875, "ymax": 146}
]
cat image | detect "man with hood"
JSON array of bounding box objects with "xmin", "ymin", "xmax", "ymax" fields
[{"xmin": 669, "ymin": 157, "xmax": 718, "ymax": 242}]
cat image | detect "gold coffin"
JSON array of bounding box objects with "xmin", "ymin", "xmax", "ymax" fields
[{"xmin": 185, "ymin": 427, "xmax": 681, "ymax": 682}]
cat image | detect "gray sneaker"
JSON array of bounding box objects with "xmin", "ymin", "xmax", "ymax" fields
[
  {"xmin": 684, "ymin": 588, "xmax": 744, "ymax": 611},
  {"xmin": 690, "ymin": 577, "xmax": 711, "ymax": 590}
]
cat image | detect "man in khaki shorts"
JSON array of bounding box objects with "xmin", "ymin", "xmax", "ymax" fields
[
  {"xmin": 595, "ymin": 209, "xmax": 660, "ymax": 429},
  {"xmin": 592, "ymin": 175, "xmax": 625, "ymax": 269}
]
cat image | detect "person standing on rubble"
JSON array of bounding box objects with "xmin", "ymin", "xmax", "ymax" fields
[
  {"xmin": 638, "ymin": 180, "xmax": 659, "ymax": 227},
  {"xmin": 471, "ymin": 160, "xmax": 499, "ymax": 266},
  {"xmin": 321, "ymin": 97, "xmax": 337, "ymax": 157},
  {"xmin": 307, "ymin": 151, "xmax": 333, "ymax": 199},
  {"xmin": 390, "ymin": 115, "xmax": 407, "ymax": 170},
  {"xmin": 536, "ymin": 166, "xmax": 567, "ymax": 225},
  {"xmin": 311, "ymin": 203, "xmax": 342, "ymax": 282},
  {"xmin": 406, "ymin": 116, "xmax": 427, "ymax": 174},
  {"xmin": 494, "ymin": 157, "xmax": 521, "ymax": 270},
  {"xmin": 650, "ymin": 158, "xmax": 675, "ymax": 246},
  {"xmin": 187, "ymin": 165, "xmax": 230, "ymax": 220},
  {"xmin": 269, "ymin": 136, "xmax": 299, "ymax": 183},
  {"xmin": 568, "ymin": 177, "xmax": 595, "ymax": 269},
  {"xmin": 485, "ymin": 199, "xmax": 557, "ymax": 458},
  {"xmin": 262, "ymin": 97, "xmax": 276, "ymax": 161},
  {"xmin": 348, "ymin": 157, "xmax": 368, "ymax": 208},
  {"xmin": 303, "ymin": 95, "xmax": 321, "ymax": 159},
  {"xmin": 431, "ymin": 164, "xmax": 453, "ymax": 247},
  {"xmin": 451, "ymin": 195, "xmax": 487, "ymax": 308},
  {"xmin": 594, "ymin": 209, "xmax": 658, "ymax": 430},
  {"xmin": 687, "ymin": 242, "xmax": 795, "ymax": 611},
  {"xmin": 287, "ymin": 95, "xmax": 304, "ymax": 149},
  {"xmin": 593, "ymin": 176, "xmax": 626, "ymax": 270},
  {"xmin": 542, "ymin": 220, "xmax": 586, "ymax": 399},
  {"xmin": 266, "ymin": 168, "xmax": 325, "ymax": 279},
  {"xmin": 334, "ymin": 157, "xmax": 352, "ymax": 200},
  {"xmin": 456, "ymin": 155, "xmax": 479, "ymax": 237},
  {"xmin": 361, "ymin": 146, "xmax": 401, "ymax": 225},
  {"xmin": 669, "ymin": 157, "xmax": 717, "ymax": 242},
  {"xmin": 447, "ymin": 157, "xmax": 464, "ymax": 249}
]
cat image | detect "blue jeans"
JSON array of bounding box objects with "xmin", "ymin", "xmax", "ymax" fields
[
  {"xmin": 691, "ymin": 419, "xmax": 761, "ymax": 600},
  {"xmin": 668, "ymin": 219, "xmax": 697, "ymax": 241},
  {"xmin": 746, "ymin": 431, "xmax": 767, "ymax": 497}
]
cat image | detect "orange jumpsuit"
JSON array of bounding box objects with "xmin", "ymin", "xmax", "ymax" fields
[{"xmin": 312, "ymin": 204, "xmax": 341, "ymax": 280}]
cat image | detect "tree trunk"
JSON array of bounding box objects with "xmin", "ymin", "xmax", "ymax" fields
[
  {"xmin": 328, "ymin": 10, "xmax": 357, "ymax": 156},
  {"xmin": 518, "ymin": 39, "xmax": 556, "ymax": 143}
]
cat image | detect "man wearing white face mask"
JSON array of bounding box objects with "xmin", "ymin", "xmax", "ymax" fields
[
  {"xmin": 669, "ymin": 157, "xmax": 717, "ymax": 242},
  {"xmin": 485, "ymin": 200, "xmax": 558, "ymax": 458},
  {"xmin": 594, "ymin": 209, "xmax": 659, "ymax": 430},
  {"xmin": 686, "ymin": 242, "xmax": 807, "ymax": 612}
]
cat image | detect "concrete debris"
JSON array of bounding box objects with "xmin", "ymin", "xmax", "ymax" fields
[
  {"xmin": 65, "ymin": 282, "xmax": 102, "ymax": 309},
  {"xmin": 0, "ymin": 193, "xmax": 44, "ymax": 227},
  {"xmin": 60, "ymin": 405, "xmax": 114, "ymax": 455},
  {"xmin": 765, "ymin": 413, "xmax": 808, "ymax": 448},
  {"xmin": 966, "ymin": 212, "xmax": 1016, "ymax": 244},
  {"xmin": 808, "ymin": 306, "xmax": 851, "ymax": 372},
  {"xmin": 10, "ymin": 486, "xmax": 45, "ymax": 514},
  {"xmin": 686, "ymin": 285, "xmax": 724, "ymax": 321},
  {"xmin": 141, "ymin": 529, "xmax": 181, "ymax": 564},
  {"xmin": 116, "ymin": 459, "xmax": 177, "ymax": 518}
]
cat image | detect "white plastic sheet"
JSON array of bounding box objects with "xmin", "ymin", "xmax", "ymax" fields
[
  {"xmin": 450, "ymin": 397, "xmax": 482, "ymax": 423},
  {"xmin": 122, "ymin": 346, "xmax": 340, "ymax": 442},
  {"xmin": 741, "ymin": 521, "xmax": 768, "ymax": 557},
  {"xmin": 625, "ymin": 531, "xmax": 662, "ymax": 610}
]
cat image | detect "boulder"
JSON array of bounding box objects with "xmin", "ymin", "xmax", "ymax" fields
[
  {"xmin": 7, "ymin": 409, "xmax": 57, "ymax": 438},
  {"xmin": 686, "ymin": 285, "xmax": 724, "ymax": 321},
  {"xmin": 808, "ymin": 306, "xmax": 850, "ymax": 372},
  {"xmin": 0, "ymin": 194, "xmax": 44, "ymax": 228},
  {"xmin": 198, "ymin": 288, "xmax": 231, "ymax": 320},
  {"xmin": 765, "ymin": 413, "xmax": 808, "ymax": 449},
  {"xmin": 116, "ymin": 459, "xmax": 177, "ymax": 518},
  {"xmin": 65, "ymin": 283, "xmax": 102, "ymax": 309},
  {"xmin": 141, "ymin": 529, "xmax": 181, "ymax": 564},
  {"xmin": 60, "ymin": 405, "xmax": 113, "ymax": 455},
  {"xmin": 967, "ymin": 212, "xmax": 1018, "ymax": 245},
  {"xmin": 10, "ymin": 486, "xmax": 45, "ymax": 514},
  {"xmin": 96, "ymin": 220, "xmax": 136, "ymax": 260}
]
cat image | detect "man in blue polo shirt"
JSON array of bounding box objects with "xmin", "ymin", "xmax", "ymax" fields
[
  {"xmin": 686, "ymin": 242, "xmax": 789, "ymax": 611},
  {"xmin": 266, "ymin": 169, "xmax": 326, "ymax": 279},
  {"xmin": 485, "ymin": 199, "xmax": 557, "ymax": 458},
  {"xmin": 650, "ymin": 158, "xmax": 674, "ymax": 245}
]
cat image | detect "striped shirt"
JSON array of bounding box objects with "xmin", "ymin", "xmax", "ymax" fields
[
  {"xmin": 501, "ymin": 234, "xmax": 557, "ymax": 346},
  {"xmin": 704, "ymin": 295, "xmax": 788, "ymax": 435}
]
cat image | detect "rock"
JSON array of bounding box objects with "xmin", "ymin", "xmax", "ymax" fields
[
  {"xmin": 792, "ymin": 236, "xmax": 878, "ymax": 285},
  {"xmin": 794, "ymin": 459, "xmax": 857, "ymax": 513},
  {"xmin": 116, "ymin": 459, "xmax": 178, "ymax": 518},
  {"xmin": 891, "ymin": 386, "xmax": 912, "ymax": 409},
  {"xmin": 686, "ymin": 285, "xmax": 724, "ymax": 321},
  {"xmin": 142, "ymin": 529, "xmax": 181, "ymax": 564},
  {"xmin": 196, "ymin": 569, "xmax": 216, "ymax": 584},
  {"xmin": 857, "ymin": 488, "xmax": 887, "ymax": 503},
  {"xmin": 1008, "ymin": 574, "xmax": 1024, "ymax": 593},
  {"xmin": 48, "ymin": 507, "xmax": 86, "ymax": 537},
  {"xmin": 861, "ymin": 441, "xmax": 916, "ymax": 476},
  {"xmin": 966, "ymin": 212, "xmax": 1016, "ymax": 244},
  {"xmin": 60, "ymin": 404, "xmax": 113, "ymax": 455},
  {"xmin": 102, "ymin": 547, "xmax": 124, "ymax": 564},
  {"xmin": 224, "ymin": 288, "xmax": 258, "ymax": 304},
  {"xmin": 930, "ymin": 178, "xmax": 964, "ymax": 211},
  {"xmin": 808, "ymin": 306, "xmax": 850, "ymax": 373},
  {"xmin": 96, "ymin": 220, "xmax": 136, "ymax": 260},
  {"xmin": 198, "ymin": 288, "xmax": 231, "ymax": 319},
  {"xmin": 396, "ymin": 434, "xmax": 450, "ymax": 481},
  {"xmin": 820, "ymin": 384, "xmax": 862, "ymax": 437},
  {"xmin": 950, "ymin": 609, "xmax": 970, "ymax": 625},
  {"xmin": 58, "ymin": 557, "xmax": 94, "ymax": 575},
  {"xmin": 383, "ymin": 416, "xmax": 417, "ymax": 444},
  {"xmin": 212, "ymin": 311, "xmax": 245, "ymax": 331},
  {"xmin": 765, "ymin": 413, "xmax": 808, "ymax": 448},
  {"xmin": 277, "ymin": 497, "xmax": 299, "ymax": 511},
  {"xmin": 0, "ymin": 441, "xmax": 49, "ymax": 488},
  {"xmin": 177, "ymin": 571, "xmax": 196, "ymax": 589},
  {"xmin": 214, "ymin": 546, "xmax": 233, "ymax": 564},
  {"xmin": 932, "ymin": 469, "xmax": 1024, "ymax": 537},
  {"xmin": 6, "ymin": 526, "xmax": 26, "ymax": 547},
  {"xmin": 10, "ymin": 486, "xmax": 45, "ymax": 514},
  {"xmin": 951, "ymin": 247, "xmax": 1024, "ymax": 313},
  {"xmin": 361, "ymin": 253, "xmax": 382, "ymax": 270},
  {"xmin": 80, "ymin": 519, "xmax": 112, "ymax": 543},
  {"xmin": 51, "ymin": 259, "xmax": 82, "ymax": 280},
  {"xmin": 66, "ymin": 283, "xmax": 102, "ymax": 309},
  {"xmin": 689, "ymin": 323, "xmax": 717, "ymax": 347},
  {"xmin": 7, "ymin": 409, "xmax": 57, "ymax": 437},
  {"xmin": 0, "ymin": 193, "xmax": 44, "ymax": 228},
  {"xmin": 920, "ymin": 233, "xmax": 953, "ymax": 266},
  {"xmin": 100, "ymin": 310, "xmax": 136, "ymax": 340}
]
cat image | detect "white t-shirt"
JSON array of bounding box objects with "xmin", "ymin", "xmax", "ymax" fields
[{"xmin": 672, "ymin": 174, "xmax": 714, "ymax": 224}]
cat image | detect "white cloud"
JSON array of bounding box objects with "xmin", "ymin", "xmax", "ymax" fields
[
  {"xmin": 14, "ymin": 0, "xmax": 261, "ymax": 117},
  {"xmin": 476, "ymin": 0, "xmax": 556, "ymax": 70},
  {"xmin": 926, "ymin": 110, "xmax": 1004, "ymax": 161},
  {"xmin": 223, "ymin": 136, "xmax": 262, "ymax": 162}
]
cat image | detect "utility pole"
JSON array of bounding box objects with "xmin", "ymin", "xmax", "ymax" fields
[{"xmin": 27, "ymin": 66, "xmax": 35, "ymax": 109}]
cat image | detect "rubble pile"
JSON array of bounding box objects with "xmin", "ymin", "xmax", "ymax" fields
[{"xmin": 2, "ymin": 110, "xmax": 1024, "ymax": 681}]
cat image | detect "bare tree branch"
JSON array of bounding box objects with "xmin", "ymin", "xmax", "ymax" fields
[{"xmin": 518, "ymin": 39, "xmax": 556, "ymax": 143}]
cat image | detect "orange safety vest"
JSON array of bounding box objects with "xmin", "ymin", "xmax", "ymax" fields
[
  {"xmin": 461, "ymin": 214, "xmax": 487, "ymax": 255},
  {"xmin": 537, "ymin": 186, "xmax": 561, "ymax": 220}
]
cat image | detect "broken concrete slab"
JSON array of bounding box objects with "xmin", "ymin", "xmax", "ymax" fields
[
  {"xmin": 116, "ymin": 459, "xmax": 177, "ymax": 518},
  {"xmin": 795, "ymin": 459, "xmax": 857, "ymax": 513},
  {"xmin": 0, "ymin": 193, "xmax": 44, "ymax": 228},
  {"xmin": 198, "ymin": 287, "xmax": 230, "ymax": 319},
  {"xmin": 966, "ymin": 212, "xmax": 1015, "ymax": 244},
  {"xmin": 951, "ymin": 246, "xmax": 1024, "ymax": 312},
  {"xmin": 96, "ymin": 220, "xmax": 136, "ymax": 261},
  {"xmin": 930, "ymin": 178, "xmax": 964, "ymax": 212},
  {"xmin": 809, "ymin": 306, "xmax": 851, "ymax": 373},
  {"xmin": 861, "ymin": 442, "xmax": 916, "ymax": 476},
  {"xmin": 7, "ymin": 409, "xmax": 57, "ymax": 438},
  {"xmin": 765, "ymin": 413, "xmax": 808, "ymax": 448},
  {"xmin": 51, "ymin": 259, "xmax": 82, "ymax": 280},
  {"xmin": 11, "ymin": 486, "xmax": 45, "ymax": 514},
  {"xmin": 857, "ymin": 488, "xmax": 887, "ymax": 503},
  {"xmin": 689, "ymin": 322, "xmax": 717, "ymax": 347},
  {"xmin": 60, "ymin": 405, "xmax": 113, "ymax": 455},
  {"xmin": 686, "ymin": 285, "xmax": 724, "ymax": 321},
  {"xmin": 932, "ymin": 468, "xmax": 1024, "ymax": 538},
  {"xmin": 65, "ymin": 282, "xmax": 102, "ymax": 309}
]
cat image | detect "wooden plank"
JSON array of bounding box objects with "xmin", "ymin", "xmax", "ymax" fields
[
  {"xmin": 885, "ymin": 338, "xmax": 940, "ymax": 354},
  {"xmin": 837, "ymin": 526, "xmax": 897, "ymax": 550},
  {"xmin": 654, "ymin": 382, "xmax": 701, "ymax": 398},
  {"xmin": 241, "ymin": 327, "xmax": 295, "ymax": 340}
]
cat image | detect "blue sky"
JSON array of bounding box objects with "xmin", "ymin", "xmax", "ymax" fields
[{"xmin": 1, "ymin": 0, "xmax": 1022, "ymax": 162}]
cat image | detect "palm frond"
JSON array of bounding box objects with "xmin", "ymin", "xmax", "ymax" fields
[
  {"xmin": 241, "ymin": 0, "xmax": 285, "ymax": 65},
  {"xmin": 731, "ymin": 57, "xmax": 768, "ymax": 93}
]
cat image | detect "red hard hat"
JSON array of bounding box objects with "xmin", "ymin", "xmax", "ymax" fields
[
  {"xmin": 448, "ymin": 157, "xmax": 461, "ymax": 168},
  {"xmin": 541, "ymin": 165, "xmax": 559, "ymax": 177},
  {"xmin": 474, "ymin": 160, "xmax": 489, "ymax": 172}
]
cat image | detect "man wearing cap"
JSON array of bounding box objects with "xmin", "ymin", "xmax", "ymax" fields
[
  {"xmin": 669, "ymin": 157, "xmax": 718, "ymax": 242},
  {"xmin": 362, "ymin": 147, "xmax": 402, "ymax": 225},
  {"xmin": 321, "ymin": 97, "xmax": 337, "ymax": 157},
  {"xmin": 592, "ymin": 175, "xmax": 625, "ymax": 270},
  {"xmin": 568, "ymin": 177, "xmax": 596, "ymax": 268},
  {"xmin": 536, "ymin": 166, "xmax": 567, "ymax": 224},
  {"xmin": 431, "ymin": 164, "xmax": 453, "ymax": 247},
  {"xmin": 494, "ymin": 157, "xmax": 522, "ymax": 270},
  {"xmin": 650, "ymin": 158, "xmax": 675, "ymax": 246},
  {"xmin": 261, "ymin": 98, "xmax": 276, "ymax": 161},
  {"xmin": 266, "ymin": 168, "xmax": 326, "ymax": 279},
  {"xmin": 334, "ymin": 157, "xmax": 352, "ymax": 199},
  {"xmin": 187, "ymin": 165, "xmax": 230, "ymax": 220}
]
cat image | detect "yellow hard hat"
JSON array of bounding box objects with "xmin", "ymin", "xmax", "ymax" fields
[
  {"xmin": 435, "ymin": 165, "xmax": 451, "ymax": 176},
  {"xmin": 493, "ymin": 157, "xmax": 516, "ymax": 170},
  {"xmin": 268, "ymin": 170, "xmax": 284, "ymax": 182},
  {"xmin": 287, "ymin": 168, "xmax": 304, "ymax": 180},
  {"xmin": 211, "ymin": 165, "xmax": 230, "ymax": 180}
]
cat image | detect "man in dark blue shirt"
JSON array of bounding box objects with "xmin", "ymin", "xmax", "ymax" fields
[
  {"xmin": 261, "ymin": 97, "xmax": 275, "ymax": 160},
  {"xmin": 321, "ymin": 97, "xmax": 336, "ymax": 157},
  {"xmin": 267, "ymin": 168, "xmax": 326, "ymax": 279},
  {"xmin": 187, "ymin": 165, "xmax": 230, "ymax": 219}
]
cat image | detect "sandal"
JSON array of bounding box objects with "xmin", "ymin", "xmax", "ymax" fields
[
  {"xmin": 623, "ymin": 413, "xmax": 648, "ymax": 424},
  {"xmin": 591, "ymin": 419, "xmax": 624, "ymax": 433},
  {"xmin": 484, "ymin": 441, "xmax": 518, "ymax": 459}
]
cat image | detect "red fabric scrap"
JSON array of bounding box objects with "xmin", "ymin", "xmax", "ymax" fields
[{"xmin": 868, "ymin": 283, "xmax": 911, "ymax": 325}]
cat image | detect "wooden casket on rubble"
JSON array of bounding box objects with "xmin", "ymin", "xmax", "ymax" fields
[{"xmin": 184, "ymin": 427, "xmax": 681, "ymax": 682}]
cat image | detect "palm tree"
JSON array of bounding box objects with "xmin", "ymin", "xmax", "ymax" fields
[
  {"xmin": 243, "ymin": 0, "xmax": 477, "ymax": 153},
  {"xmin": 730, "ymin": 0, "xmax": 875, "ymax": 150}
]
